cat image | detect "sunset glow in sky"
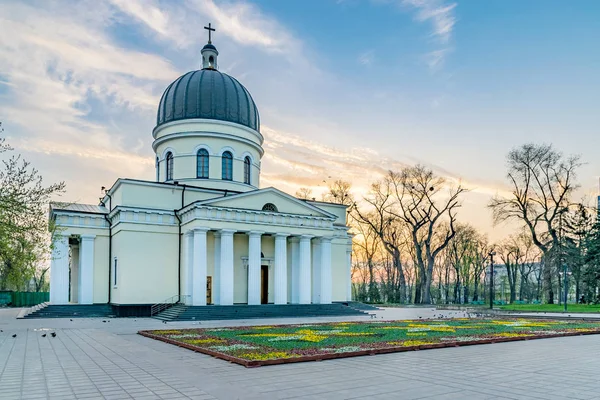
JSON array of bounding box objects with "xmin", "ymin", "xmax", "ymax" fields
[{"xmin": 1, "ymin": 0, "xmax": 599, "ymax": 241}]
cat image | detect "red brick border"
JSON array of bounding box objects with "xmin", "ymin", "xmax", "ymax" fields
[{"xmin": 138, "ymin": 325, "xmax": 600, "ymax": 368}]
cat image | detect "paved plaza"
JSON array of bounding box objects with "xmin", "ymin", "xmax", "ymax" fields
[{"xmin": 2, "ymin": 307, "xmax": 600, "ymax": 400}]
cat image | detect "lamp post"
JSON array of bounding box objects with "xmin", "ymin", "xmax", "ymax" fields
[
  {"xmin": 560, "ymin": 265, "xmax": 571, "ymax": 312},
  {"xmin": 489, "ymin": 251, "xmax": 496, "ymax": 310}
]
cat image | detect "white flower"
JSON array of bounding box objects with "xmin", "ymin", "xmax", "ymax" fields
[{"xmin": 210, "ymin": 344, "xmax": 257, "ymax": 351}]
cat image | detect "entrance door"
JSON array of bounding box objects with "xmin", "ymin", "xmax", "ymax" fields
[
  {"xmin": 206, "ymin": 276, "xmax": 212, "ymax": 305},
  {"xmin": 260, "ymin": 266, "xmax": 268, "ymax": 304}
]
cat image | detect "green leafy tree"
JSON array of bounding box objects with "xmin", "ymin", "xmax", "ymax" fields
[{"xmin": 0, "ymin": 122, "xmax": 66, "ymax": 291}]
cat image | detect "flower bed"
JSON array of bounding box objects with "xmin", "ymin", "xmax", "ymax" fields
[{"xmin": 138, "ymin": 318, "xmax": 600, "ymax": 367}]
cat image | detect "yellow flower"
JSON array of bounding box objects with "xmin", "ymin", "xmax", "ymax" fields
[
  {"xmin": 388, "ymin": 340, "xmax": 436, "ymax": 347},
  {"xmin": 406, "ymin": 332, "xmax": 427, "ymax": 336},
  {"xmin": 240, "ymin": 352, "xmax": 294, "ymax": 361},
  {"xmin": 495, "ymin": 332, "xmax": 533, "ymax": 338},
  {"xmin": 158, "ymin": 330, "xmax": 182, "ymax": 335}
]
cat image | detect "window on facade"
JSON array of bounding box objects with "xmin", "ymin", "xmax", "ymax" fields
[
  {"xmin": 243, "ymin": 156, "xmax": 251, "ymax": 185},
  {"xmin": 262, "ymin": 203, "xmax": 278, "ymax": 212},
  {"xmin": 222, "ymin": 151, "xmax": 233, "ymax": 180},
  {"xmin": 155, "ymin": 157, "xmax": 159, "ymax": 181},
  {"xmin": 197, "ymin": 149, "xmax": 209, "ymax": 178},
  {"xmin": 113, "ymin": 258, "xmax": 118, "ymax": 287},
  {"xmin": 165, "ymin": 152, "xmax": 174, "ymax": 181}
]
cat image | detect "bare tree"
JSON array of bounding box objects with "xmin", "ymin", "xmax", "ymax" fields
[
  {"xmin": 388, "ymin": 166, "xmax": 466, "ymax": 304},
  {"xmin": 489, "ymin": 143, "xmax": 582, "ymax": 303},
  {"xmin": 353, "ymin": 179, "xmax": 408, "ymax": 303},
  {"xmin": 323, "ymin": 180, "xmax": 354, "ymax": 205},
  {"xmin": 295, "ymin": 187, "xmax": 313, "ymax": 200}
]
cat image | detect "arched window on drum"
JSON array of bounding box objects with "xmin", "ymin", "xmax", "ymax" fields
[
  {"xmin": 243, "ymin": 156, "xmax": 251, "ymax": 185},
  {"xmin": 197, "ymin": 149, "xmax": 209, "ymax": 179},
  {"xmin": 222, "ymin": 151, "xmax": 233, "ymax": 181}
]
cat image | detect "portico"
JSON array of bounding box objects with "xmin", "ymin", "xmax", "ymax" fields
[{"xmin": 183, "ymin": 227, "xmax": 334, "ymax": 306}]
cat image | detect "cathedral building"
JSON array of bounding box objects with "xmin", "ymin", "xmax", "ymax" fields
[{"xmin": 48, "ymin": 27, "xmax": 353, "ymax": 315}]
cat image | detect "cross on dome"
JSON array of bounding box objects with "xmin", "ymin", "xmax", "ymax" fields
[{"xmin": 204, "ymin": 23, "xmax": 215, "ymax": 44}]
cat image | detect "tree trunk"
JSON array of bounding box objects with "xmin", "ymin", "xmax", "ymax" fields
[{"xmin": 543, "ymin": 254, "xmax": 554, "ymax": 303}]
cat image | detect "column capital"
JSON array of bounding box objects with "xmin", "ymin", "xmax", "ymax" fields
[
  {"xmin": 300, "ymin": 235, "xmax": 314, "ymax": 241},
  {"xmin": 247, "ymin": 230, "xmax": 265, "ymax": 237},
  {"xmin": 275, "ymin": 233, "xmax": 290, "ymax": 239},
  {"xmin": 193, "ymin": 227, "xmax": 210, "ymax": 233},
  {"xmin": 80, "ymin": 234, "xmax": 96, "ymax": 240},
  {"xmin": 219, "ymin": 229, "xmax": 236, "ymax": 236},
  {"xmin": 320, "ymin": 237, "xmax": 333, "ymax": 243}
]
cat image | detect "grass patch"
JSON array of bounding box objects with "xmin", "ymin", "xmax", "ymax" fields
[
  {"xmin": 500, "ymin": 304, "xmax": 600, "ymax": 313},
  {"xmin": 139, "ymin": 318, "xmax": 600, "ymax": 367}
]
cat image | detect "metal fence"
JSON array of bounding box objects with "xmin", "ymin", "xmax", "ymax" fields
[{"xmin": 0, "ymin": 291, "xmax": 49, "ymax": 307}]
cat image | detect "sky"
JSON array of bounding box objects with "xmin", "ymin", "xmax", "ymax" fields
[{"xmin": 0, "ymin": 0, "xmax": 599, "ymax": 242}]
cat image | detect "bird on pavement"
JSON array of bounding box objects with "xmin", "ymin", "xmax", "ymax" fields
[
  {"xmin": 12, "ymin": 334, "xmax": 17, "ymax": 338},
  {"xmin": 51, "ymin": 332, "xmax": 57, "ymax": 338},
  {"xmin": 42, "ymin": 334, "xmax": 46, "ymax": 337},
  {"xmin": 70, "ymin": 319, "xmax": 73, "ymax": 322}
]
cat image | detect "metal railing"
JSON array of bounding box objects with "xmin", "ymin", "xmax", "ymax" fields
[{"xmin": 150, "ymin": 295, "xmax": 190, "ymax": 317}]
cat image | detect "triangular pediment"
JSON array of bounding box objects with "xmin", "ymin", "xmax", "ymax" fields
[{"xmin": 198, "ymin": 188, "xmax": 336, "ymax": 218}]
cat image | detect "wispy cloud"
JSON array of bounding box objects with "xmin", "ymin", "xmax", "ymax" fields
[
  {"xmin": 402, "ymin": 0, "xmax": 457, "ymax": 43},
  {"xmin": 398, "ymin": 0, "xmax": 457, "ymax": 71},
  {"xmin": 358, "ymin": 50, "xmax": 375, "ymax": 66}
]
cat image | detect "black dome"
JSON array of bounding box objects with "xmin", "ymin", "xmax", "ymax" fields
[{"xmin": 156, "ymin": 69, "xmax": 260, "ymax": 131}]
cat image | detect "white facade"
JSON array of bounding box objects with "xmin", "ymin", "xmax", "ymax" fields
[
  {"xmin": 48, "ymin": 38, "xmax": 352, "ymax": 308},
  {"xmin": 49, "ymin": 183, "xmax": 351, "ymax": 307}
]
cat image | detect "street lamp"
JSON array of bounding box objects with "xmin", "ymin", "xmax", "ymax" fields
[
  {"xmin": 489, "ymin": 250, "xmax": 496, "ymax": 310},
  {"xmin": 559, "ymin": 266, "xmax": 572, "ymax": 312}
]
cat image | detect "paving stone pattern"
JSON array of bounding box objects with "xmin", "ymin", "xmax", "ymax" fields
[{"xmin": 2, "ymin": 307, "xmax": 600, "ymax": 399}]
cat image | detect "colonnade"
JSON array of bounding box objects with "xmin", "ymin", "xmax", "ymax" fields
[
  {"xmin": 49, "ymin": 235, "xmax": 96, "ymax": 305},
  {"xmin": 185, "ymin": 229, "xmax": 333, "ymax": 306}
]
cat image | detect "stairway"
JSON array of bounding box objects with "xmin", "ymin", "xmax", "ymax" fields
[
  {"xmin": 338, "ymin": 301, "xmax": 382, "ymax": 312},
  {"xmin": 154, "ymin": 303, "xmax": 370, "ymax": 322},
  {"xmin": 24, "ymin": 304, "xmax": 115, "ymax": 319}
]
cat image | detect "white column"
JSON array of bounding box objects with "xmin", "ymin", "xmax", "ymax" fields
[
  {"xmin": 79, "ymin": 235, "xmax": 96, "ymax": 304},
  {"xmin": 347, "ymin": 248, "xmax": 352, "ymax": 301},
  {"xmin": 320, "ymin": 237, "xmax": 332, "ymax": 304},
  {"xmin": 274, "ymin": 233, "xmax": 289, "ymax": 305},
  {"xmin": 220, "ymin": 229, "xmax": 235, "ymax": 305},
  {"xmin": 290, "ymin": 237, "xmax": 300, "ymax": 304},
  {"xmin": 311, "ymin": 239, "xmax": 321, "ymax": 304},
  {"xmin": 213, "ymin": 232, "xmax": 221, "ymax": 305},
  {"xmin": 70, "ymin": 245, "xmax": 79, "ymax": 303},
  {"xmin": 50, "ymin": 235, "xmax": 69, "ymax": 304},
  {"xmin": 184, "ymin": 231, "xmax": 194, "ymax": 305},
  {"xmin": 247, "ymin": 231, "xmax": 263, "ymax": 305},
  {"xmin": 299, "ymin": 235, "xmax": 313, "ymax": 304},
  {"xmin": 192, "ymin": 228, "xmax": 209, "ymax": 306}
]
